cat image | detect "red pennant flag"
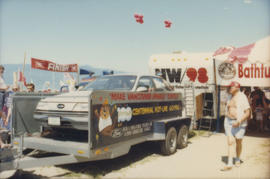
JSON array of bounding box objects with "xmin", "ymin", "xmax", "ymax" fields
[{"xmin": 19, "ymin": 70, "xmax": 27, "ymax": 86}]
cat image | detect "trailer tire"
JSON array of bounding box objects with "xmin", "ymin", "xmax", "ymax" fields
[
  {"xmin": 160, "ymin": 127, "xmax": 177, "ymax": 155},
  {"xmin": 177, "ymin": 125, "xmax": 188, "ymax": 149}
]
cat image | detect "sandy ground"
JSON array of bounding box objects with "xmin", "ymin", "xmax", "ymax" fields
[
  {"xmin": 105, "ymin": 132, "xmax": 270, "ymax": 179},
  {"xmin": 5, "ymin": 131, "xmax": 270, "ymax": 179}
]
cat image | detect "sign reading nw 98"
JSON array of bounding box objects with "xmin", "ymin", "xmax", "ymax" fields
[{"xmin": 155, "ymin": 67, "xmax": 209, "ymax": 84}]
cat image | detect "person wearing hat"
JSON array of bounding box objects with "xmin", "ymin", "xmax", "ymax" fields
[{"xmin": 221, "ymin": 81, "xmax": 251, "ymax": 171}]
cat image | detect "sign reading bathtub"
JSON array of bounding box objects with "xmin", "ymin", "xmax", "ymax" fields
[{"xmin": 217, "ymin": 61, "xmax": 270, "ymax": 86}]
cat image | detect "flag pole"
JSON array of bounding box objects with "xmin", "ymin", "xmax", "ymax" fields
[
  {"xmin": 30, "ymin": 57, "xmax": 33, "ymax": 83},
  {"xmin": 52, "ymin": 71, "xmax": 56, "ymax": 91},
  {"xmin": 22, "ymin": 52, "xmax": 26, "ymax": 77},
  {"xmin": 77, "ymin": 64, "xmax": 80, "ymax": 86},
  {"xmin": 21, "ymin": 51, "xmax": 26, "ymax": 90},
  {"xmin": 18, "ymin": 68, "xmax": 21, "ymax": 91}
]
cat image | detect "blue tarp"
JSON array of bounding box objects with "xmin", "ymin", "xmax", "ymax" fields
[{"xmin": 80, "ymin": 68, "xmax": 91, "ymax": 75}]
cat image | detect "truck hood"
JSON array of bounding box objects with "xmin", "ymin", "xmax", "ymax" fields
[{"xmin": 36, "ymin": 91, "xmax": 92, "ymax": 112}]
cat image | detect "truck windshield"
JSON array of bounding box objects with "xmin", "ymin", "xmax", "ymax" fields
[{"xmin": 81, "ymin": 75, "xmax": 137, "ymax": 91}]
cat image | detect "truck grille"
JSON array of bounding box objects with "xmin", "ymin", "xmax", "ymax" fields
[{"xmin": 35, "ymin": 110, "xmax": 88, "ymax": 117}]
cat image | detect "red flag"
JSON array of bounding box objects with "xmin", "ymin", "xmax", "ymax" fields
[
  {"xmin": 19, "ymin": 71, "xmax": 27, "ymax": 86},
  {"xmin": 31, "ymin": 58, "xmax": 78, "ymax": 72},
  {"xmin": 213, "ymin": 46, "xmax": 235, "ymax": 57},
  {"xmin": 228, "ymin": 43, "xmax": 255, "ymax": 63}
]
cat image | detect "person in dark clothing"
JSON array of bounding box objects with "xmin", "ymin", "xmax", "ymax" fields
[{"xmin": 251, "ymin": 87, "xmax": 269, "ymax": 131}]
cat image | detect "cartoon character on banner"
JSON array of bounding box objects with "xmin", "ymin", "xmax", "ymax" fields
[{"xmin": 94, "ymin": 99, "xmax": 118, "ymax": 141}]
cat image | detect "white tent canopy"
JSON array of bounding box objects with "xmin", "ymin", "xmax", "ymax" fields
[{"xmin": 248, "ymin": 36, "xmax": 270, "ymax": 63}]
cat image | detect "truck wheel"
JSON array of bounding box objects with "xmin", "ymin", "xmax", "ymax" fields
[
  {"xmin": 177, "ymin": 125, "xmax": 188, "ymax": 149},
  {"xmin": 160, "ymin": 127, "xmax": 177, "ymax": 155}
]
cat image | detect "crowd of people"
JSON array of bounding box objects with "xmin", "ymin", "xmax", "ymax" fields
[
  {"xmin": 241, "ymin": 86, "xmax": 270, "ymax": 132},
  {"xmin": 0, "ymin": 65, "xmax": 36, "ymax": 148}
]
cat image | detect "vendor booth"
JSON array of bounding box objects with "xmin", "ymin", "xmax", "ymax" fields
[
  {"xmin": 149, "ymin": 52, "xmax": 217, "ymax": 130},
  {"xmin": 149, "ymin": 36, "xmax": 270, "ymax": 131},
  {"xmin": 214, "ymin": 36, "xmax": 270, "ymax": 131}
]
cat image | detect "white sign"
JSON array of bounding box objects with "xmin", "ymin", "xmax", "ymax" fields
[
  {"xmin": 216, "ymin": 60, "xmax": 270, "ymax": 87},
  {"xmin": 48, "ymin": 116, "xmax": 61, "ymax": 126}
]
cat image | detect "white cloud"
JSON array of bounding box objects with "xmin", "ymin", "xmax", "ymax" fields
[{"xmin": 243, "ymin": 0, "xmax": 252, "ymax": 4}]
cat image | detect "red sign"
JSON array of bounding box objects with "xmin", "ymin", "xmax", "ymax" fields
[
  {"xmin": 228, "ymin": 43, "xmax": 255, "ymax": 64},
  {"xmin": 31, "ymin": 58, "xmax": 78, "ymax": 72},
  {"xmin": 109, "ymin": 93, "xmax": 179, "ymax": 101},
  {"xmin": 186, "ymin": 67, "xmax": 208, "ymax": 83}
]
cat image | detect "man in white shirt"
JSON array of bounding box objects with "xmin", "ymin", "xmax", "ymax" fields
[{"xmin": 221, "ymin": 81, "xmax": 251, "ymax": 171}]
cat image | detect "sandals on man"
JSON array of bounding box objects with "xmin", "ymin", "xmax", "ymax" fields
[
  {"xmin": 220, "ymin": 166, "xmax": 232, "ymax": 171},
  {"xmin": 235, "ymin": 160, "xmax": 241, "ymax": 167}
]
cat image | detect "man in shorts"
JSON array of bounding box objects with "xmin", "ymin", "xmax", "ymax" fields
[{"xmin": 221, "ymin": 81, "xmax": 251, "ymax": 171}]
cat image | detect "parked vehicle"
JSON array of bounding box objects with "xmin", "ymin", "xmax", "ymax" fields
[
  {"xmin": 1, "ymin": 74, "xmax": 191, "ymax": 174},
  {"xmin": 34, "ymin": 74, "xmax": 174, "ymax": 130}
]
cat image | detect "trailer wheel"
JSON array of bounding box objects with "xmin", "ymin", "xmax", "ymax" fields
[
  {"xmin": 160, "ymin": 127, "xmax": 177, "ymax": 155},
  {"xmin": 177, "ymin": 125, "xmax": 188, "ymax": 149}
]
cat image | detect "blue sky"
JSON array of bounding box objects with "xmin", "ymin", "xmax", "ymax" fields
[{"xmin": 0, "ymin": 0, "xmax": 269, "ymax": 73}]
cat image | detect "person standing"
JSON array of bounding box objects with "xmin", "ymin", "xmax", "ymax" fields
[
  {"xmin": 255, "ymin": 101, "xmax": 264, "ymax": 132},
  {"xmin": 221, "ymin": 81, "xmax": 251, "ymax": 171},
  {"xmin": 243, "ymin": 87, "xmax": 253, "ymax": 131},
  {"xmin": 0, "ymin": 85, "xmax": 19, "ymax": 130},
  {"xmin": 26, "ymin": 83, "xmax": 35, "ymax": 92},
  {"xmin": 0, "ymin": 65, "xmax": 9, "ymax": 122}
]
